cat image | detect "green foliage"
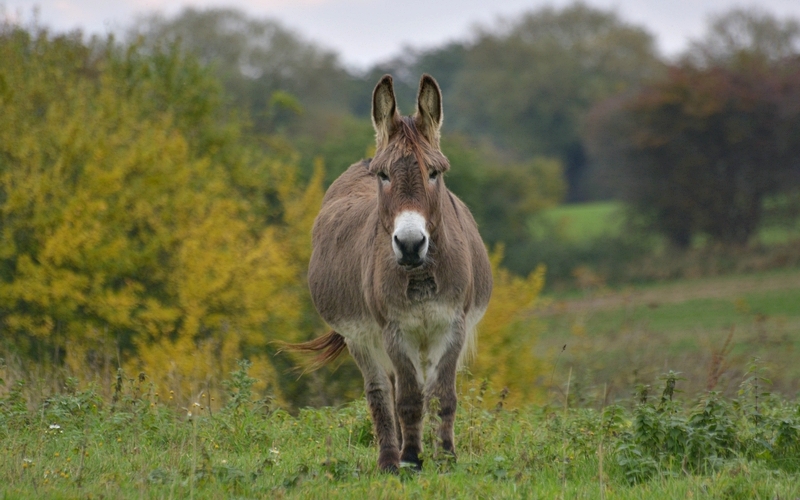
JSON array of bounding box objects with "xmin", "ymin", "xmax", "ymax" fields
[
  {"xmin": 442, "ymin": 134, "xmax": 566, "ymax": 275},
  {"xmin": 450, "ymin": 3, "xmax": 664, "ymax": 200},
  {"xmin": 614, "ymin": 369, "xmax": 800, "ymax": 485},
  {"xmin": 685, "ymin": 7, "xmax": 800, "ymax": 68},
  {"xmin": 130, "ymin": 7, "xmax": 354, "ymax": 133},
  {"xmin": 222, "ymin": 359, "xmax": 258, "ymax": 413}
]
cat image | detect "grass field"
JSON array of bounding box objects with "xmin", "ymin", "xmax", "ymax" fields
[
  {"xmin": 1, "ymin": 363, "xmax": 799, "ymax": 499},
  {"xmin": 536, "ymin": 200, "xmax": 800, "ymax": 247},
  {"xmin": 539, "ymin": 267, "xmax": 800, "ymax": 403},
  {"xmin": 533, "ymin": 201, "xmax": 625, "ymax": 243}
]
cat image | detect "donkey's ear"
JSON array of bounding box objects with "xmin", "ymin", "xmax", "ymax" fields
[
  {"xmin": 414, "ymin": 74, "xmax": 443, "ymax": 147},
  {"xmin": 372, "ymin": 74, "xmax": 399, "ymax": 149}
]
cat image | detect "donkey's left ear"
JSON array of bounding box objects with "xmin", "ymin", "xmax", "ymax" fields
[{"xmin": 415, "ymin": 74, "xmax": 443, "ymax": 147}]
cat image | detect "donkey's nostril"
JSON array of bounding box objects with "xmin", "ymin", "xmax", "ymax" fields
[
  {"xmin": 394, "ymin": 232, "xmax": 426, "ymax": 265},
  {"xmin": 413, "ymin": 235, "xmax": 427, "ymax": 253}
]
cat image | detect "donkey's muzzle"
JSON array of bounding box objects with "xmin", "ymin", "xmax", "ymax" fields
[
  {"xmin": 394, "ymin": 233, "xmax": 427, "ymax": 267},
  {"xmin": 392, "ymin": 211, "xmax": 430, "ymax": 269}
]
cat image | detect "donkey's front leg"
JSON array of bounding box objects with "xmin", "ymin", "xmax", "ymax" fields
[
  {"xmin": 349, "ymin": 344, "xmax": 400, "ymax": 472},
  {"xmin": 426, "ymin": 314, "xmax": 466, "ymax": 456},
  {"xmin": 384, "ymin": 323, "xmax": 424, "ymax": 469}
]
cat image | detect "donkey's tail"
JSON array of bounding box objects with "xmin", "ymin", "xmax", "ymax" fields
[{"xmin": 276, "ymin": 330, "xmax": 348, "ymax": 372}]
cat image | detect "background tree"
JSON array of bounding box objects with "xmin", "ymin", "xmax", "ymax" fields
[
  {"xmin": 587, "ymin": 44, "xmax": 800, "ymax": 247},
  {"xmin": 449, "ymin": 4, "xmax": 664, "ymax": 201},
  {"xmin": 684, "ymin": 8, "xmax": 800, "ymax": 69},
  {"xmin": 130, "ymin": 8, "xmax": 354, "ymax": 134}
]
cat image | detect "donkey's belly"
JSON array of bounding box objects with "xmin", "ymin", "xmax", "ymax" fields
[
  {"xmin": 393, "ymin": 301, "xmax": 461, "ymax": 383},
  {"xmin": 332, "ymin": 299, "xmax": 461, "ymax": 382}
]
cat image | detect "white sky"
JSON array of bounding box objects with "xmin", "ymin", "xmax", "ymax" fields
[{"xmin": 4, "ymin": 0, "xmax": 800, "ymax": 70}]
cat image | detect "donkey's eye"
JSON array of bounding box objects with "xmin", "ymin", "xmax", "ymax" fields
[
  {"xmin": 377, "ymin": 171, "xmax": 390, "ymax": 182},
  {"xmin": 429, "ymin": 171, "xmax": 439, "ymax": 181}
]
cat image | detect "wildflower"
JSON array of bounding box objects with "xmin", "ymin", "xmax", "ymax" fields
[
  {"xmin": 49, "ymin": 424, "xmax": 61, "ymax": 430},
  {"xmin": 269, "ymin": 448, "xmax": 280, "ymax": 455}
]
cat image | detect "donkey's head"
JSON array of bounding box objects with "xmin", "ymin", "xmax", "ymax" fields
[{"xmin": 369, "ymin": 74, "xmax": 450, "ymax": 270}]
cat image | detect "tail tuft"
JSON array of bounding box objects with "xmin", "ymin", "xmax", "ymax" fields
[{"xmin": 277, "ymin": 330, "xmax": 347, "ymax": 371}]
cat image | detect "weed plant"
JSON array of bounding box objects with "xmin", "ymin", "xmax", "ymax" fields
[{"xmin": 1, "ymin": 361, "xmax": 799, "ymax": 498}]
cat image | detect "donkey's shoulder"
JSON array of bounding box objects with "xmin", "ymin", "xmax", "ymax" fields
[{"xmin": 322, "ymin": 159, "xmax": 375, "ymax": 206}]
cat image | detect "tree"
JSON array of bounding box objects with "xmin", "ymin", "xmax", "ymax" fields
[
  {"xmin": 587, "ymin": 9, "xmax": 800, "ymax": 247},
  {"xmin": 684, "ymin": 8, "xmax": 800, "ymax": 69},
  {"xmin": 0, "ymin": 25, "xmax": 336, "ymax": 405},
  {"xmin": 587, "ymin": 63, "xmax": 800, "ymax": 247},
  {"xmin": 129, "ymin": 8, "xmax": 354, "ymax": 136},
  {"xmin": 440, "ymin": 134, "xmax": 566, "ymax": 275},
  {"xmin": 450, "ymin": 4, "xmax": 664, "ymax": 200}
]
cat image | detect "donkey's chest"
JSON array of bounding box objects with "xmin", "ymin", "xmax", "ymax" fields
[
  {"xmin": 391, "ymin": 300, "xmax": 458, "ymax": 349},
  {"xmin": 388, "ymin": 300, "xmax": 460, "ymax": 383}
]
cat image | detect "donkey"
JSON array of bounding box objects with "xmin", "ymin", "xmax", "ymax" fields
[{"xmin": 292, "ymin": 74, "xmax": 492, "ymax": 472}]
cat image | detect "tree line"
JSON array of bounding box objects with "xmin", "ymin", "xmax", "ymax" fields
[{"xmin": 129, "ymin": 4, "xmax": 800, "ymax": 270}]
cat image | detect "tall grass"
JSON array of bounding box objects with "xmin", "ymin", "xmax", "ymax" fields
[{"xmin": 1, "ymin": 360, "xmax": 798, "ymax": 498}]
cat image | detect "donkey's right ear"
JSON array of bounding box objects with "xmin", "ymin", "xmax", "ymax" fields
[{"xmin": 372, "ymin": 74, "xmax": 399, "ymax": 149}]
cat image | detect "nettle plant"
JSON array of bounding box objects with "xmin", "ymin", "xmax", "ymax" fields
[{"xmin": 614, "ymin": 366, "xmax": 800, "ymax": 484}]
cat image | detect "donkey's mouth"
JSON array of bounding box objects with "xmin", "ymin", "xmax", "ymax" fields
[{"xmin": 398, "ymin": 257, "xmax": 425, "ymax": 270}]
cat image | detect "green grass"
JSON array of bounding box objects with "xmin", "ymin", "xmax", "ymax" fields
[
  {"xmin": 1, "ymin": 366, "xmax": 799, "ymax": 499},
  {"xmin": 535, "ymin": 199, "xmax": 800, "ymax": 247},
  {"xmin": 539, "ymin": 268, "xmax": 800, "ymax": 401},
  {"xmin": 533, "ymin": 201, "xmax": 624, "ymax": 243}
]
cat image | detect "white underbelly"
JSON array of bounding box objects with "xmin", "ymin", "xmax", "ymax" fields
[{"xmin": 333, "ymin": 300, "xmax": 477, "ymax": 385}]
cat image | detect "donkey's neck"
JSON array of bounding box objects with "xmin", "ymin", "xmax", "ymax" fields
[{"xmin": 407, "ymin": 271, "xmax": 437, "ymax": 303}]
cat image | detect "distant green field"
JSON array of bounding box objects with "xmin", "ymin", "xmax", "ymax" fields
[
  {"xmin": 539, "ymin": 267, "xmax": 800, "ymax": 401},
  {"xmin": 532, "ymin": 201, "xmax": 624, "ymax": 243},
  {"xmin": 535, "ymin": 200, "xmax": 800, "ymax": 246}
]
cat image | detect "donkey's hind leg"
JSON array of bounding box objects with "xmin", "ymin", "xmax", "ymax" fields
[{"xmin": 349, "ymin": 344, "xmax": 400, "ymax": 472}]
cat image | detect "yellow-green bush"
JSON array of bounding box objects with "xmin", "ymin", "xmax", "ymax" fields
[
  {"xmin": 0, "ymin": 27, "xmax": 319, "ymax": 405},
  {"xmin": 467, "ymin": 247, "xmax": 547, "ymax": 406}
]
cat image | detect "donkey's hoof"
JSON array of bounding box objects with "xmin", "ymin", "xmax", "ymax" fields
[
  {"xmin": 400, "ymin": 460, "xmax": 422, "ymax": 472},
  {"xmin": 400, "ymin": 448, "xmax": 423, "ymax": 471},
  {"xmin": 378, "ymin": 449, "xmax": 401, "ymax": 473}
]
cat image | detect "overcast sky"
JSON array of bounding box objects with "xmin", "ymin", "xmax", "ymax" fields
[{"xmin": 4, "ymin": 0, "xmax": 800, "ymax": 70}]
